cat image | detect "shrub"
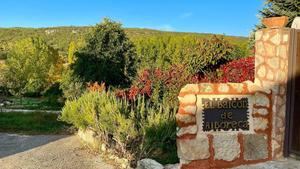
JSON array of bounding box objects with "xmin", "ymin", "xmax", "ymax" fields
[
  {"xmin": 4, "ymin": 37, "xmax": 59, "ymax": 97},
  {"xmin": 73, "ymin": 18, "xmax": 137, "ymax": 88},
  {"xmin": 59, "ymin": 69, "xmax": 85, "ymax": 100},
  {"xmin": 60, "ymin": 90, "xmax": 177, "ymax": 166},
  {"xmin": 116, "ymin": 64, "xmax": 194, "ymax": 106},
  {"xmin": 197, "ymin": 57, "xmax": 255, "ymax": 83},
  {"xmin": 184, "ymin": 35, "xmax": 240, "ymax": 75}
]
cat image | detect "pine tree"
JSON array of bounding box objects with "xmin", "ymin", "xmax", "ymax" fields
[{"xmin": 259, "ymin": 0, "xmax": 300, "ymax": 27}]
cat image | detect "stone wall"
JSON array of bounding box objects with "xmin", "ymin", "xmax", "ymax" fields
[
  {"xmin": 255, "ymin": 28, "xmax": 291, "ymax": 159},
  {"xmin": 176, "ymin": 28, "xmax": 293, "ymax": 169}
]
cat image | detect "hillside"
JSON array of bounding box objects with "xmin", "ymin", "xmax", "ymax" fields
[{"xmin": 0, "ymin": 26, "xmax": 248, "ymax": 60}]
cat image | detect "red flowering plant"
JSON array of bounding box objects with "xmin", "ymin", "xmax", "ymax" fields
[
  {"xmin": 116, "ymin": 64, "xmax": 193, "ymax": 105},
  {"xmin": 196, "ymin": 57, "xmax": 255, "ymax": 83}
]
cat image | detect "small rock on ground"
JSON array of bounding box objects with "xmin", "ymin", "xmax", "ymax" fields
[{"xmin": 136, "ymin": 158, "xmax": 164, "ymax": 169}]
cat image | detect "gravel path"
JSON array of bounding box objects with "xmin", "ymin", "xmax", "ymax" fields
[
  {"xmin": 0, "ymin": 133, "xmax": 115, "ymax": 169},
  {"xmin": 234, "ymin": 158, "xmax": 300, "ymax": 169}
]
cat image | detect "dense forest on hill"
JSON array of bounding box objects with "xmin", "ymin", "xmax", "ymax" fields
[{"xmin": 0, "ymin": 26, "xmax": 249, "ymax": 62}]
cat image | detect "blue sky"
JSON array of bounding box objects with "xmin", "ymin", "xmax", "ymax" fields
[{"xmin": 0, "ymin": 0, "xmax": 264, "ymax": 36}]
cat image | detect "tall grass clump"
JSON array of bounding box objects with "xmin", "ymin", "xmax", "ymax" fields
[{"xmin": 60, "ymin": 90, "xmax": 177, "ymax": 166}]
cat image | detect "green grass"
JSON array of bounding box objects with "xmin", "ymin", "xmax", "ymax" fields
[
  {"xmin": 4, "ymin": 97, "xmax": 63, "ymax": 110},
  {"xmin": 0, "ymin": 112, "xmax": 70, "ymax": 134}
]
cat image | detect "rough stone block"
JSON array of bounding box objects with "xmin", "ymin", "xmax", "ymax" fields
[
  {"xmin": 183, "ymin": 105, "xmax": 196, "ymax": 115},
  {"xmin": 267, "ymin": 57, "xmax": 280, "ymax": 69},
  {"xmin": 213, "ymin": 134, "xmax": 240, "ymax": 161},
  {"xmin": 253, "ymin": 117, "xmax": 268, "ymax": 131},
  {"xmin": 177, "ymin": 134, "xmax": 210, "ymax": 161},
  {"xmin": 244, "ymin": 134, "xmax": 268, "ymax": 160},
  {"xmin": 218, "ymin": 84, "xmax": 229, "ymax": 93},
  {"xmin": 255, "ymin": 30, "xmax": 263, "ymax": 41},
  {"xmin": 176, "ymin": 113, "xmax": 196, "ymax": 124},
  {"xmin": 178, "ymin": 94, "xmax": 196, "ymax": 104},
  {"xmin": 255, "ymin": 93, "xmax": 270, "ymax": 107},
  {"xmin": 257, "ymin": 65, "xmax": 266, "ymax": 78},
  {"xmin": 199, "ymin": 83, "xmax": 214, "ymax": 93},
  {"xmin": 254, "ymin": 108, "xmax": 269, "ymax": 116},
  {"xmin": 180, "ymin": 84, "xmax": 199, "ymax": 94},
  {"xmin": 177, "ymin": 125, "xmax": 197, "ymax": 137}
]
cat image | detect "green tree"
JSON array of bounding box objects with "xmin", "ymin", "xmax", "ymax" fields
[
  {"xmin": 4, "ymin": 37, "xmax": 59, "ymax": 97},
  {"xmin": 259, "ymin": 0, "xmax": 300, "ymax": 27},
  {"xmin": 68, "ymin": 41, "xmax": 76, "ymax": 64},
  {"xmin": 72, "ymin": 18, "xmax": 137, "ymax": 87}
]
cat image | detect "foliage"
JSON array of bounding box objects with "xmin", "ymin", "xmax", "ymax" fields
[
  {"xmin": 67, "ymin": 40, "xmax": 85, "ymax": 64},
  {"xmin": 259, "ymin": 0, "xmax": 300, "ymax": 27},
  {"xmin": 0, "ymin": 27, "xmax": 248, "ymax": 60},
  {"xmin": 72, "ymin": 18, "xmax": 137, "ymax": 87},
  {"xmin": 59, "ymin": 69, "xmax": 85, "ymax": 100},
  {"xmin": 133, "ymin": 34, "xmax": 248, "ymax": 71},
  {"xmin": 0, "ymin": 112, "xmax": 69, "ymax": 134},
  {"xmin": 198, "ymin": 57, "xmax": 255, "ymax": 83},
  {"xmin": 60, "ymin": 90, "xmax": 177, "ymax": 165},
  {"xmin": 184, "ymin": 35, "xmax": 240, "ymax": 75},
  {"xmin": 4, "ymin": 37, "xmax": 60, "ymax": 97},
  {"xmin": 116, "ymin": 64, "xmax": 193, "ymax": 106}
]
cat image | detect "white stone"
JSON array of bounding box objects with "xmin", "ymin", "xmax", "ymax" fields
[
  {"xmin": 200, "ymin": 83, "xmax": 213, "ymax": 93},
  {"xmin": 218, "ymin": 84, "xmax": 229, "ymax": 93},
  {"xmin": 177, "ymin": 134, "xmax": 210, "ymax": 161},
  {"xmin": 178, "ymin": 94, "xmax": 196, "ymax": 104},
  {"xmin": 177, "ymin": 125, "xmax": 197, "ymax": 137},
  {"xmin": 270, "ymin": 33, "xmax": 281, "ymax": 45},
  {"xmin": 278, "ymin": 45, "xmax": 287, "ymax": 59},
  {"xmin": 272, "ymin": 140, "xmax": 280, "ymax": 153},
  {"xmin": 255, "ymin": 30, "xmax": 263, "ymax": 41},
  {"xmin": 255, "ymin": 55, "xmax": 264, "ymax": 66},
  {"xmin": 254, "ymin": 108, "xmax": 269, "ymax": 116},
  {"xmin": 78, "ymin": 128, "xmax": 100, "ymax": 149},
  {"xmin": 267, "ymin": 57, "xmax": 280, "ymax": 69},
  {"xmin": 183, "ymin": 105, "xmax": 197, "ymax": 115},
  {"xmin": 266, "ymin": 43, "xmax": 276, "ymax": 56},
  {"xmin": 256, "ymin": 42, "xmax": 265, "ymax": 55},
  {"xmin": 255, "ymin": 93, "xmax": 270, "ymax": 107},
  {"xmin": 276, "ymin": 96, "xmax": 284, "ymax": 106},
  {"xmin": 266, "ymin": 71, "xmax": 274, "ymax": 80},
  {"xmin": 279, "ymin": 86, "xmax": 286, "ymax": 95},
  {"xmin": 253, "ymin": 117, "xmax": 268, "ymax": 131},
  {"xmin": 257, "ymin": 65, "xmax": 266, "ymax": 78},
  {"xmin": 213, "ymin": 134, "xmax": 240, "ymax": 161},
  {"xmin": 176, "ymin": 113, "xmax": 196, "ymax": 124},
  {"xmin": 276, "ymin": 117, "xmax": 284, "ymax": 128},
  {"xmin": 277, "ymin": 70, "xmax": 286, "ymax": 82},
  {"xmin": 179, "ymin": 159, "xmax": 191, "ymax": 165},
  {"xmin": 292, "ymin": 17, "xmax": 300, "ymax": 29},
  {"xmin": 137, "ymin": 159, "xmax": 164, "ymax": 169},
  {"xmin": 229, "ymin": 83, "xmax": 244, "ymax": 93},
  {"xmin": 181, "ymin": 84, "xmax": 199, "ymax": 93},
  {"xmin": 283, "ymin": 34, "xmax": 289, "ymax": 42},
  {"xmin": 263, "ymin": 33, "xmax": 270, "ymax": 41}
]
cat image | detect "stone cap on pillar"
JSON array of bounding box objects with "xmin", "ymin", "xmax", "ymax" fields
[{"xmin": 262, "ymin": 16, "xmax": 289, "ymax": 29}]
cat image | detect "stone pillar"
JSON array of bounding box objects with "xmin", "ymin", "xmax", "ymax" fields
[{"xmin": 254, "ymin": 28, "xmax": 292, "ymax": 159}]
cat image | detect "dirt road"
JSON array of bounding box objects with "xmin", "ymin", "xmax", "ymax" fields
[{"xmin": 0, "ymin": 133, "xmax": 115, "ymax": 169}]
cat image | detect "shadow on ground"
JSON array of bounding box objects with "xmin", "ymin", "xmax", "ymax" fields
[{"xmin": 0, "ymin": 133, "xmax": 67, "ymax": 158}]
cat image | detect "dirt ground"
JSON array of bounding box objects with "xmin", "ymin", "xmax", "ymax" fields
[{"xmin": 0, "ymin": 133, "xmax": 115, "ymax": 169}]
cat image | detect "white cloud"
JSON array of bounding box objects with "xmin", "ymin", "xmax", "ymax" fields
[{"xmin": 180, "ymin": 12, "xmax": 193, "ymax": 19}]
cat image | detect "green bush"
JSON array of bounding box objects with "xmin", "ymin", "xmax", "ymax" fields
[
  {"xmin": 60, "ymin": 90, "xmax": 177, "ymax": 165},
  {"xmin": 184, "ymin": 35, "xmax": 239, "ymax": 75},
  {"xmin": 72, "ymin": 18, "xmax": 137, "ymax": 88},
  {"xmin": 59, "ymin": 69, "xmax": 85, "ymax": 100}
]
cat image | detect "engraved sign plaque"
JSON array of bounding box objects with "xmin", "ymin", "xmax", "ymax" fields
[{"xmin": 202, "ymin": 97, "xmax": 250, "ymax": 132}]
